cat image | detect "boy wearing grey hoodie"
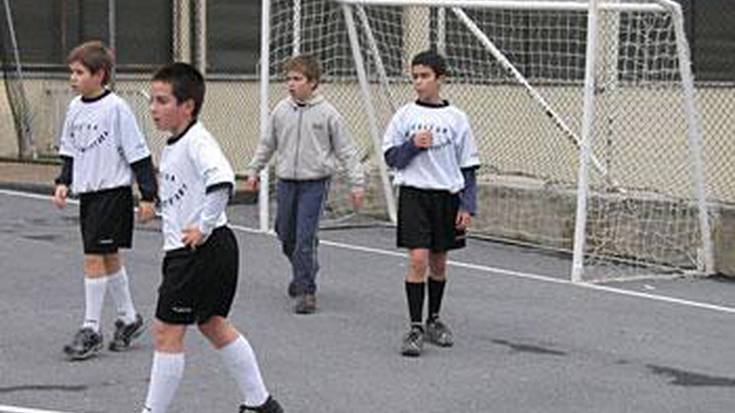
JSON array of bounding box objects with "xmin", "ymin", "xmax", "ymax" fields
[{"xmin": 245, "ymin": 55, "xmax": 364, "ymax": 314}]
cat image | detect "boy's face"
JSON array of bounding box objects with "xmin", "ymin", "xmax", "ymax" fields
[
  {"xmin": 150, "ymin": 80, "xmax": 194, "ymax": 134},
  {"xmin": 411, "ymin": 64, "xmax": 442, "ymax": 102},
  {"xmin": 69, "ymin": 61, "xmax": 105, "ymax": 97},
  {"xmin": 287, "ymin": 70, "xmax": 317, "ymax": 102}
]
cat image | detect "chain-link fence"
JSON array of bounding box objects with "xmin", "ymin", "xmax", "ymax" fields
[{"xmin": 1, "ymin": 0, "xmax": 733, "ymax": 198}]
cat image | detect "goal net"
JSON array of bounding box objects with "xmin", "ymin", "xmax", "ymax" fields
[{"xmin": 263, "ymin": 0, "xmax": 712, "ymax": 282}]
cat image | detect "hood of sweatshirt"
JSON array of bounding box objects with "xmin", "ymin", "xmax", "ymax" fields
[{"xmin": 286, "ymin": 93, "xmax": 326, "ymax": 108}]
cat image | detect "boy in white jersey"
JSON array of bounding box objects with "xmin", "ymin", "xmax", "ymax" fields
[
  {"xmin": 382, "ymin": 50, "xmax": 480, "ymax": 357},
  {"xmin": 140, "ymin": 63, "xmax": 283, "ymax": 413},
  {"xmin": 53, "ymin": 41, "xmax": 156, "ymax": 360},
  {"xmin": 245, "ymin": 55, "xmax": 364, "ymax": 314}
]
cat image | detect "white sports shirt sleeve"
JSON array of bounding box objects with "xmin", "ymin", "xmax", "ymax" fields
[{"xmin": 116, "ymin": 100, "xmax": 151, "ymax": 163}]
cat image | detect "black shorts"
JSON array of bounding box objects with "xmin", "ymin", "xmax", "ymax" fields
[
  {"xmin": 79, "ymin": 186, "xmax": 134, "ymax": 254},
  {"xmin": 397, "ymin": 186, "xmax": 466, "ymax": 252},
  {"xmin": 156, "ymin": 226, "xmax": 239, "ymax": 325}
]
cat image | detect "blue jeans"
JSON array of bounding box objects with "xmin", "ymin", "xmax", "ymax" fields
[{"xmin": 275, "ymin": 178, "xmax": 329, "ymax": 294}]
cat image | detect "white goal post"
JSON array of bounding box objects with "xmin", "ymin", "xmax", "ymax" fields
[{"xmin": 259, "ymin": 0, "xmax": 713, "ymax": 282}]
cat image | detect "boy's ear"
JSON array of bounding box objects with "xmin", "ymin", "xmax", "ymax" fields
[
  {"xmin": 91, "ymin": 69, "xmax": 106, "ymax": 84},
  {"xmin": 182, "ymin": 98, "xmax": 196, "ymax": 116}
]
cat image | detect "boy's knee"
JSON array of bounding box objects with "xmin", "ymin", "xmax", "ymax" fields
[
  {"xmin": 408, "ymin": 259, "xmax": 428, "ymax": 281},
  {"xmin": 83, "ymin": 255, "xmax": 106, "ymax": 276},
  {"xmin": 103, "ymin": 253, "xmax": 121, "ymax": 274},
  {"xmin": 151, "ymin": 321, "xmax": 185, "ymax": 352},
  {"xmin": 197, "ymin": 317, "xmax": 238, "ymax": 349},
  {"xmin": 429, "ymin": 252, "xmax": 448, "ymax": 279},
  {"xmin": 429, "ymin": 263, "xmax": 447, "ymax": 279}
]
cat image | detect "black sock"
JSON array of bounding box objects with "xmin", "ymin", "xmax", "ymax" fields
[
  {"xmin": 427, "ymin": 278, "xmax": 446, "ymax": 322},
  {"xmin": 405, "ymin": 281, "xmax": 425, "ymax": 327}
]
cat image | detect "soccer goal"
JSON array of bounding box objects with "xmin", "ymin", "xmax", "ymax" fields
[{"xmin": 259, "ymin": 0, "xmax": 713, "ymax": 282}]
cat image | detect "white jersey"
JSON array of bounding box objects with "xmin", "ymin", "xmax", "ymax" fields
[
  {"xmin": 58, "ymin": 90, "xmax": 151, "ymax": 194},
  {"xmin": 159, "ymin": 121, "xmax": 234, "ymax": 251},
  {"xmin": 382, "ymin": 101, "xmax": 480, "ymax": 193}
]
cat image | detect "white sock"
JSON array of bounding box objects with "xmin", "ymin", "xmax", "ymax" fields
[
  {"xmin": 82, "ymin": 276, "xmax": 107, "ymax": 332},
  {"xmin": 141, "ymin": 352, "xmax": 185, "ymax": 413},
  {"xmin": 218, "ymin": 335, "xmax": 269, "ymax": 407},
  {"xmin": 107, "ymin": 266, "xmax": 138, "ymax": 324}
]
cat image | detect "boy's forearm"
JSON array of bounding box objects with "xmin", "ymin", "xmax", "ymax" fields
[
  {"xmin": 384, "ymin": 139, "xmax": 422, "ymax": 169},
  {"xmin": 459, "ymin": 166, "xmax": 478, "ymax": 215},
  {"xmin": 247, "ymin": 142, "xmax": 275, "ymax": 175},
  {"xmin": 130, "ymin": 156, "xmax": 158, "ymax": 202},
  {"xmin": 199, "ymin": 183, "xmax": 233, "ymax": 235},
  {"xmin": 55, "ymin": 156, "xmax": 73, "ymax": 186}
]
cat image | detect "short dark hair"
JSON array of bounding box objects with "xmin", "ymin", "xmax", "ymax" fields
[
  {"xmin": 411, "ymin": 50, "xmax": 447, "ymax": 77},
  {"xmin": 67, "ymin": 41, "xmax": 114, "ymax": 85},
  {"xmin": 152, "ymin": 63, "xmax": 206, "ymax": 118},
  {"xmin": 284, "ymin": 54, "xmax": 321, "ymax": 88}
]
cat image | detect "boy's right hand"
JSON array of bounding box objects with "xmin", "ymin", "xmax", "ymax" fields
[
  {"xmin": 413, "ymin": 130, "xmax": 433, "ymax": 149},
  {"xmin": 53, "ymin": 184, "xmax": 69, "ymax": 209},
  {"xmin": 244, "ymin": 175, "xmax": 260, "ymax": 192},
  {"xmin": 138, "ymin": 201, "xmax": 156, "ymax": 223}
]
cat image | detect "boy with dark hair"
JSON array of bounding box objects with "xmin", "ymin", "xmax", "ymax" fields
[
  {"xmin": 140, "ymin": 62, "xmax": 283, "ymax": 413},
  {"xmin": 382, "ymin": 50, "xmax": 480, "ymax": 357},
  {"xmin": 245, "ymin": 54, "xmax": 364, "ymax": 314},
  {"xmin": 53, "ymin": 40, "xmax": 156, "ymax": 360}
]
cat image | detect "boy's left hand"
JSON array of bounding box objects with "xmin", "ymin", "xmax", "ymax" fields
[
  {"xmin": 455, "ymin": 210, "xmax": 471, "ymax": 231},
  {"xmin": 181, "ymin": 225, "xmax": 205, "ymax": 249},
  {"xmin": 137, "ymin": 201, "xmax": 156, "ymax": 222},
  {"xmin": 350, "ymin": 187, "xmax": 364, "ymax": 211}
]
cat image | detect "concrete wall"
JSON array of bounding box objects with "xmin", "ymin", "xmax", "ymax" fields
[{"xmin": 0, "ymin": 81, "xmax": 19, "ymax": 158}]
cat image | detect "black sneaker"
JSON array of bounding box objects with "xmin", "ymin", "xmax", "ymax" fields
[
  {"xmin": 63, "ymin": 327, "xmax": 103, "ymax": 361},
  {"xmin": 401, "ymin": 325, "xmax": 424, "ymax": 357},
  {"xmin": 109, "ymin": 314, "xmax": 145, "ymax": 351},
  {"xmin": 293, "ymin": 293, "xmax": 316, "ymax": 314},
  {"xmin": 239, "ymin": 395, "xmax": 284, "ymax": 413},
  {"xmin": 287, "ymin": 281, "xmax": 300, "ymax": 298},
  {"xmin": 425, "ymin": 318, "xmax": 454, "ymax": 347}
]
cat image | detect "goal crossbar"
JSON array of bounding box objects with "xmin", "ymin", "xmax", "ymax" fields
[{"xmin": 336, "ymin": 0, "xmax": 666, "ymax": 13}]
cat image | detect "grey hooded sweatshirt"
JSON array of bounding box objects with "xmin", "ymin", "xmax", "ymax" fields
[{"xmin": 247, "ymin": 94, "xmax": 364, "ymax": 187}]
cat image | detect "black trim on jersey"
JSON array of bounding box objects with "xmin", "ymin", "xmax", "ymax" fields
[
  {"xmin": 415, "ymin": 99, "xmax": 449, "ymax": 108},
  {"xmin": 205, "ymin": 182, "xmax": 234, "ymax": 196},
  {"xmin": 166, "ymin": 120, "xmax": 197, "ymax": 145},
  {"xmin": 80, "ymin": 89, "xmax": 112, "ymax": 104},
  {"xmin": 130, "ymin": 156, "xmax": 159, "ymax": 202},
  {"xmin": 55, "ymin": 155, "xmax": 74, "ymax": 185}
]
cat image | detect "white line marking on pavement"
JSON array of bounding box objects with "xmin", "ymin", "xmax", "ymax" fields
[
  {"xmin": 2, "ymin": 189, "xmax": 734, "ymax": 315},
  {"xmin": 0, "ymin": 189, "xmax": 80, "ymax": 205},
  {"xmin": 0, "ymin": 405, "xmax": 77, "ymax": 413},
  {"xmin": 230, "ymin": 224, "xmax": 735, "ymax": 315}
]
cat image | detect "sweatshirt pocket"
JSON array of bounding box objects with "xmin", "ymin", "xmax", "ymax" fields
[{"xmin": 309, "ymin": 121, "xmax": 335, "ymax": 173}]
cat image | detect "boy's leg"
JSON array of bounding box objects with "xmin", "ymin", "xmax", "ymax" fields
[
  {"xmin": 104, "ymin": 253, "xmax": 139, "ymax": 323},
  {"xmin": 82, "ymin": 254, "xmax": 108, "ymax": 331},
  {"xmin": 426, "ymin": 251, "xmax": 453, "ymax": 347},
  {"xmin": 275, "ymin": 180, "xmax": 299, "ymax": 296},
  {"xmin": 402, "ymin": 248, "xmax": 428, "ymax": 357},
  {"xmin": 140, "ymin": 320, "xmax": 187, "ymax": 413},
  {"xmin": 427, "ymin": 251, "xmax": 447, "ymax": 321},
  {"xmin": 198, "ymin": 316, "xmax": 273, "ymax": 409},
  {"xmin": 105, "ymin": 253, "xmax": 145, "ymax": 350},
  {"xmin": 63, "ymin": 254, "xmax": 107, "ymax": 360},
  {"xmin": 406, "ymin": 248, "xmax": 429, "ymax": 324},
  {"xmin": 292, "ymin": 179, "xmax": 328, "ymax": 294}
]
